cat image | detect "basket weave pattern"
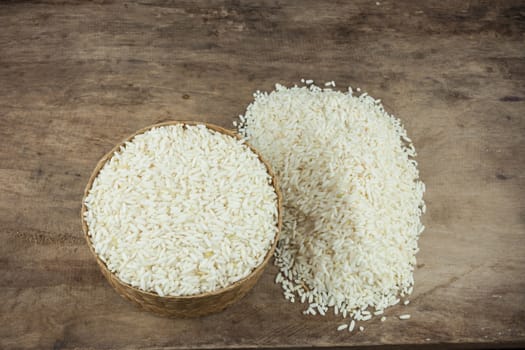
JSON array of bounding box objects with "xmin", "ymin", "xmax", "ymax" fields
[{"xmin": 81, "ymin": 121, "xmax": 282, "ymax": 317}]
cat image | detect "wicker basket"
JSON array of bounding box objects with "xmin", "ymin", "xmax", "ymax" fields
[{"xmin": 81, "ymin": 121, "xmax": 282, "ymax": 317}]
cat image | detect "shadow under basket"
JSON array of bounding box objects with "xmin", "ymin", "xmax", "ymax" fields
[{"xmin": 80, "ymin": 120, "xmax": 283, "ymax": 317}]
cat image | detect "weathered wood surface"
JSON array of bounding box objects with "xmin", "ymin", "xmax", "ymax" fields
[{"xmin": 0, "ymin": 1, "xmax": 524, "ymax": 349}]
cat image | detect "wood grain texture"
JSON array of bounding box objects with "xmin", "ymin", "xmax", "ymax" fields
[{"xmin": 0, "ymin": 0, "xmax": 524, "ymax": 349}]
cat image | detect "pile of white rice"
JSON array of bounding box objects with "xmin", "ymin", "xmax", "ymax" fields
[
  {"xmin": 238, "ymin": 82, "xmax": 425, "ymax": 328},
  {"xmin": 84, "ymin": 124, "xmax": 279, "ymax": 296}
]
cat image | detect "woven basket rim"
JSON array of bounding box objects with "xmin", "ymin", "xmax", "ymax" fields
[{"xmin": 81, "ymin": 120, "xmax": 283, "ymax": 300}]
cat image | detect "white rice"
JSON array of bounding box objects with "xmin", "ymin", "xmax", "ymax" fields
[
  {"xmin": 84, "ymin": 124, "xmax": 279, "ymax": 296},
  {"xmin": 238, "ymin": 82, "xmax": 425, "ymax": 327}
]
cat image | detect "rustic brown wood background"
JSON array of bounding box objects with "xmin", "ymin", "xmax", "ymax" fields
[{"xmin": 1, "ymin": 1, "xmax": 524, "ymax": 349}]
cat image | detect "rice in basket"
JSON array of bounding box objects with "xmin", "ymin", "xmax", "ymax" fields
[{"xmin": 83, "ymin": 123, "xmax": 279, "ymax": 297}]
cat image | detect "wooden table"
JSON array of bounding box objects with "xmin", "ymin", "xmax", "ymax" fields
[{"xmin": 1, "ymin": 1, "xmax": 524, "ymax": 349}]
